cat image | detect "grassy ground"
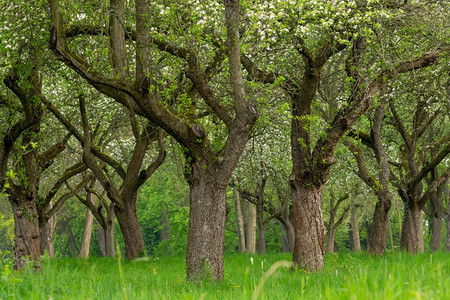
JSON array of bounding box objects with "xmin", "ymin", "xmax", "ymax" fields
[{"xmin": 1, "ymin": 251, "xmax": 449, "ymax": 299}]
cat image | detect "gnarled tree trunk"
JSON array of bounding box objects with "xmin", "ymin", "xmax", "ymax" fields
[
  {"xmin": 114, "ymin": 191, "xmax": 144, "ymax": 258},
  {"xmin": 401, "ymin": 202, "xmax": 422, "ymax": 253},
  {"xmin": 9, "ymin": 191, "xmax": 41, "ymax": 270},
  {"xmin": 292, "ymin": 184, "xmax": 325, "ymax": 270},
  {"xmin": 369, "ymin": 198, "xmax": 391, "ymax": 254},
  {"xmin": 185, "ymin": 166, "xmax": 228, "ymax": 281}
]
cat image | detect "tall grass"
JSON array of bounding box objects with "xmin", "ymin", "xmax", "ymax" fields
[{"xmin": 1, "ymin": 251, "xmax": 448, "ymax": 299}]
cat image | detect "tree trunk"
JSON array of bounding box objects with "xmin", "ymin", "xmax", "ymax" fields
[
  {"xmin": 369, "ymin": 198, "xmax": 391, "ymax": 254},
  {"xmin": 291, "ymin": 184, "xmax": 325, "ymax": 271},
  {"xmin": 243, "ymin": 200, "xmax": 256, "ymax": 253},
  {"xmin": 64, "ymin": 222, "xmax": 78, "ymax": 256},
  {"xmin": 39, "ymin": 211, "xmax": 56, "ymax": 258},
  {"xmin": 400, "ymin": 202, "xmax": 422, "ymax": 253},
  {"xmin": 279, "ymin": 220, "xmax": 294, "ymax": 252},
  {"xmin": 350, "ymin": 203, "xmax": 361, "ymax": 252},
  {"xmin": 105, "ymin": 205, "xmax": 115, "ymax": 257},
  {"xmin": 234, "ymin": 189, "xmax": 246, "ymax": 252},
  {"xmin": 114, "ymin": 192, "xmax": 144, "ymax": 259},
  {"xmin": 429, "ymin": 189, "xmax": 443, "ymax": 251},
  {"xmin": 96, "ymin": 227, "xmax": 106, "ymax": 256},
  {"xmin": 256, "ymin": 224, "xmax": 266, "ymax": 254},
  {"xmin": 418, "ymin": 210, "xmax": 424, "ymax": 253},
  {"xmin": 9, "ymin": 191, "xmax": 41, "ymax": 270},
  {"xmin": 326, "ymin": 228, "xmax": 335, "ymax": 253},
  {"xmin": 78, "ymin": 209, "xmax": 94, "ymax": 258},
  {"xmin": 185, "ymin": 168, "xmax": 227, "ymax": 281},
  {"xmin": 388, "ymin": 217, "xmax": 394, "ymax": 251},
  {"xmin": 256, "ymin": 191, "xmax": 266, "ymax": 254}
]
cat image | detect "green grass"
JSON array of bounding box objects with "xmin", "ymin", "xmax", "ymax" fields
[{"xmin": 1, "ymin": 251, "xmax": 449, "ymax": 299}]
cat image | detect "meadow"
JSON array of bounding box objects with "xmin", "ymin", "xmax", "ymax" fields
[{"xmin": 1, "ymin": 251, "xmax": 449, "ymax": 299}]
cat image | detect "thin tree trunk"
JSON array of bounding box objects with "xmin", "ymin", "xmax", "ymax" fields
[
  {"xmin": 292, "ymin": 184, "xmax": 325, "ymax": 270},
  {"xmin": 160, "ymin": 207, "xmax": 171, "ymax": 241},
  {"xmin": 105, "ymin": 205, "xmax": 115, "ymax": 257},
  {"xmin": 350, "ymin": 203, "xmax": 361, "ymax": 252},
  {"xmin": 243, "ymin": 200, "xmax": 256, "ymax": 254},
  {"xmin": 185, "ymin": 168, "xmax": 227, "ymax": 281},
  {"xmin": 255, "ymin": 181, "xmax": 266, "ymax": 254},
  {"xmin": 388, "ymin": 217, "xmax": 394, "ymax": 251},
  {"xmin": 418, "ymin": 210, "xmax": 424, "ymax": 253},
  {"xmin": 96, "ymin": 227, "xmax": 106, "ymax": 256},
  {"xmin": 280, "ymin": 222, "xmax": 289, "ymax": 252},
  {"xmin": 256, "ymin": 224, "xmax": 266, "ymax": 254},
  {"xmin": 78, "ymin": 209, "xmax": 94, "ymax": 258},
  {"xmin": 326, "ymin": 228, "xmax": 335, "ymax": 253},
  {"xmin": 429, "ymin": 187, "xmax": 443, "ymax": 252},
  {"xmin": 66, "ymin": 222, "xmax": 79, "ymax": 256},
  {"xmin": 234, "ymin": 189, "xmax": 246, "ymax": 252}
]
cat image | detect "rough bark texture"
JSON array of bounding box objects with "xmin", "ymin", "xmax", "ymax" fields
[
  {"xmin": 78, "ymin": 209, "xmax": 94, "ymax": 258},
  {"xmin": 292, "ymin": 185, "xmax": 325, "ymax": 270},
  {"xmin": 369, "ymin": 199, "xmax": 390, "ymax": 254},
  {"xmin": 185, "ymin": 167, "xmax": 227, "ymax": 281},
  {"xmin": 9, "ymin": 191, "xmax": 41, "ymax": 270},
  {"xmin": 114, "ymin": 196, "xmax": 145, "ymax": 258},
  {"xmin": 400, "ymin": 202, "xmax": 422, "ymax": 253}
]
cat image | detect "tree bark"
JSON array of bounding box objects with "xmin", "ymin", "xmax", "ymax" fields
[
  {"xmin": 39, "ymin": 215, "xmax": 56, "ymax": 258},
  {"xmin": 114, "ymin": 192, "xmax": 145, "ymax": 258},
  {"xmin": 243, "ymin": 200, "xmax": 256, "ymax": 253},
  {"xmin": 65, "ymin": 222, "xmax": 79, "ymax": 256},
  {"xmin": 292, "ymin": 184, "xmax": 325, "ymax": 270},
  {"xmin": 78, "ymin": 209, "xmax": 94, "ymax": 258},
  {"xmin": 429, "ymin": 185, "xmax": 444, "ymax": 252},
  {"xmin": 401, "ymin": 202, "xmax": 422, "ymax": 253},
  {"xmin": 105, "ymin": 205, "xmax": 115, "ymax": 257},
  {"xmin": 9, "ymin": 190, "xmax": 41, "ymax": 270},
  {"xmin": 234, "ymin": 189, "xmax": 246, "ymax": 252},
  {"xmin": 185, "ymin": 166, "xmax": 228, "ymax": 281},
  {"xmin": 369, "ymin": 198, "xmax": 391, "ymax": 254},
  {"xmin": 256, "ymin": 224, "xmax": 266, "ymax": 254},
  {"xmin": 326, "ymin": 228, "xmax": 335, "ymax": 253},
  {"xmin": 350, "ymin": 202, "xmax": 361, "ymax": 252}
]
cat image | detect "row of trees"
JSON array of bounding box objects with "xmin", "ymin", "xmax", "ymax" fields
[{"xmin": 1, "ymin": 0, "xmax": 449, "ymax": 281}]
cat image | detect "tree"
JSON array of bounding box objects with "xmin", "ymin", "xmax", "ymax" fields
[
  {"xmin": 48, "ymin": 0, "xmax": 259, "ymax": 280},
  {"xmin": 242, "ymin": 0, "xmax": 448, "ymax": 269}
]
